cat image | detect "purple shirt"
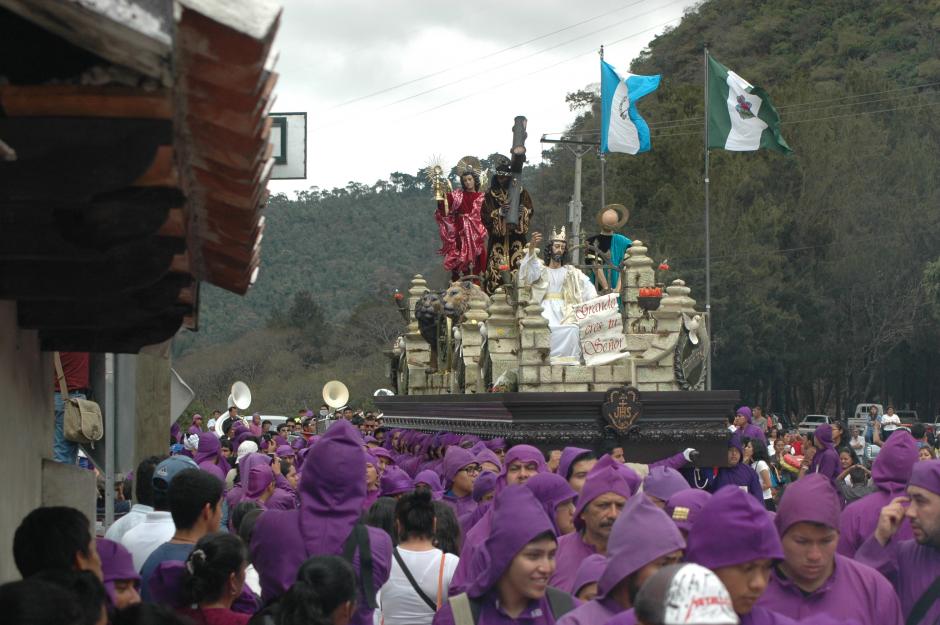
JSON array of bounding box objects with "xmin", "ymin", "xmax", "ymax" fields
[
  {"xmin": 855, "ymin": 535, "xmax": 940, "ymax": 625},
  {"xmin": 603, "ymin": 608, "xmax": 636, "ymax": 625},
  {"xmin": 757, "ymin": 554, "xmax": 903, "ymax": 625},
  {"xmin": 434, "ymin": 593, "xmax": 560, "ymax": 625},
  {"xmin": 549, "ymin": 532, "xmax": 597, "ymax": 593},
  {"xmin": 556, "ymin": 595, "xmax": 619, "ymax": 625}
]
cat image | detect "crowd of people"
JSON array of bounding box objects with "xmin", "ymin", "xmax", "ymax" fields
[{"xmin": 9, "ymin": 401, "xmax": 940, "ymax": 625}]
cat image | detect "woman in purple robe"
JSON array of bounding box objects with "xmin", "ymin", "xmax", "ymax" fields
[
  {"xmin": 433, "ymin": 485, "xmax": 573, "ymax": 625},
  {"xmin": 713, "ymin": 433, "xmax": 763, "ymax": 502},
  {"xmin": 249, "ymin": 420, "xmax": 392, "ymax": 625},
  {"xmin": 363, "ymin": 451, "xmax": 382, "ymax": 511},
  {"xmin": 837, "ymin": 430, "xmax": 918, "ymax": 556},
  {"xmin": 685, "ymin": 486, "xmax": 797, "ymax": 625}
]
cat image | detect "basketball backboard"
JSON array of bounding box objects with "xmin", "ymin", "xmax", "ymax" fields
[{"xmin": 269, "ymin": 112, "xmax": 307, "ymax": 179}]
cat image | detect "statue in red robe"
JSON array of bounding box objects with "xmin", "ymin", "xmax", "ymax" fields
[{"xmin": 434, "ymin": 158, "xmax": 487, "ymax": 281}]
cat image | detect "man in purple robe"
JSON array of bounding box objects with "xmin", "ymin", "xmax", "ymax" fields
[
  {"xmin": 757, "ymin": 473, "xmax": 903, "ymax": 625},
  {"xmin": 193, "ymin": 431, "xmax": 228, "ymax": 484},
  {"xmin": 557, "ymin": 447, "xmax": 597, "ymax": 494},
  {"xmin": 550, "ymin": 457, "xmax": 636, "ymax": 592},
  {"xmin": 686, "ymin": 486, "xmax": 798, "ymax": 625},
  {"xmin": 250, "ymin": 420, "xmax": 392, "ymax": 625},
  {"xmin": 557, "ymin": 494, "xmax": 685, "ymax": 625},
  {"xmin": 807, "ymin": 424, "xmax": 840, "ymax": 484},
  {"xmin": 837, "ymin": 430, "xmax": 918, "ymax": 556},
  {"xmin": 434, "ymin": 486, "xmax": 573, "ymax": 625},
  {"xmin": 442, "ymin": 446, "xmax": 480, "ymax": 521},
  {"xmin": 713, "ymin": 433, "xmax": 763, "ymax": 502},
  {"xmin": 855, "ymin": 459, "xmax": 940, "ymax": 625},
  {"xmin": 187, "ymin": 414, "xmax": 203, "ymax": 436},
  {"xmin": 735, "ymin": 407, "xmax": 767, "ymax": 444},
  {"xmin": 500, "ymin": 444, "xmax": 548, "ymax": 489}
]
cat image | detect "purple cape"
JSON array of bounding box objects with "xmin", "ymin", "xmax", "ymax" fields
[
  {"xmin": 837, "ymin": 431, "xmax": 917, "ymax": 556},
  {"xmin": 249, "ymin": 421, "xmax": 392, "ymax": 625}
]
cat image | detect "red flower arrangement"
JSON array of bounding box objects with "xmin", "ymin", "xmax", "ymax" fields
[{"xmin": 638, "ymin": 287, "xmax": 662, "ymax": 298}]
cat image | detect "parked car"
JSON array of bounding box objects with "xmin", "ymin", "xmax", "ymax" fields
[
  {"xmin": 798, "ymin": 414, "xmax": 831, "ymax": 436},
  {"xmin": 895, "ymin": 410, "xmax": 919, "ymax": 429}
]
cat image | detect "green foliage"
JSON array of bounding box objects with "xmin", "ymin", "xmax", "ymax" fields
[{"xmin": 176, "ymin": 0, "xmax": 940, "ymax": 419}]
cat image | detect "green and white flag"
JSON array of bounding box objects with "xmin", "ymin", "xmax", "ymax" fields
[{"xmin": 707, "ymin": 55, "xmax": 792, "ymax": 154}]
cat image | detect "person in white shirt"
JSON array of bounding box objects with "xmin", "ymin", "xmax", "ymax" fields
[
  {"xmin": 849, "ymin": 426, "xmax": 867, "ymax": 456},
  {"xmin": 121, "ymin": 455, "xmax": 198, "ymax": 570},
  {"xmin": 105, "ymin": 456, "xmax": 161, "ymax": 543},
  {"xmin": 377, "ymin": 490, "xmax": 458, "ymax": 625}
]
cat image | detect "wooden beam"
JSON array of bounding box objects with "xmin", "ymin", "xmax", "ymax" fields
[{"xmin": 0, "ymin": 85, "xmax": 172, "ymax": 119}]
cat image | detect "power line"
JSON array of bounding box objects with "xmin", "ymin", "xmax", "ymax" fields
[
  {"xmin": 313, "ymin": 1, "xmax": 689, "ymax": 130},
  {"xmin": 322, "ymin": 1, "xmax": 650, "ymax": 112},
  {"xmin": 405, "ymin": 13, "xmax": 686, "ymax": 120}
]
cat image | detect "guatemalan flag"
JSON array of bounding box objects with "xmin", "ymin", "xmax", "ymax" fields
[{"xmin": 600, "ymin": 59, "xmax": 661, "ymax": 154}]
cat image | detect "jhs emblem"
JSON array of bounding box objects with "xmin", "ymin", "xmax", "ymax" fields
[{"xmin": 602, "ymin": 386, "xmax": 642, "ymax": 435}]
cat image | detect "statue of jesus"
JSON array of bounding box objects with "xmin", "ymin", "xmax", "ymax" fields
[{"xmin": 517, "ymin": 227, "xmax": 598, "ymax": 363}]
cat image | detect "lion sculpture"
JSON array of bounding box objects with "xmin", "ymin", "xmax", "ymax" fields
[{"xmin": 415, "ymin": 279, "xmax": 486, "ymax": 373}]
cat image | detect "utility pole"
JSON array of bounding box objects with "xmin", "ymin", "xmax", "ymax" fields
[{"xmin": 541, "ymin": 135, "xmax": 597, "ymax": 265}]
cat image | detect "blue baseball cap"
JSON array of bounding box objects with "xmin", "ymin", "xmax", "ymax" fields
[{"xmin": 152, "ymin": 455, "xmax": 198, "ymax": 492}]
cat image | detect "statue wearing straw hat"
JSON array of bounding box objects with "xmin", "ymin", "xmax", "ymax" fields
[{"xmin": 586, "ymin": 203, "xmax": 633, "ymax": 292}]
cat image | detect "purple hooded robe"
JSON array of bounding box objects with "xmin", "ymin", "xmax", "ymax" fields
[
  {"xmin": 193, "ymin": 432, "xmax": 228, "ymax": 484},
  {"xmin": 550, "ymin": 458, "xmax": 635, "ymax": 592},
  {"xmin": 736, "ymin": 406, "xmax": 767, "ymax": 444},
  {"xmin": 415, "ymin": 469, "xmax": 445, "ymax": 501},
  {"xmin": 380, "ymin": 466, "xmax": 414, "ymax": 497},
  {"xmin": 757, "ymin": 474, "xmax": 904, "ymax": 625},
  {"xmin": 433, "ymin": 486, "xmax": 561, "ymax": 625},
  {"xmin": 837, "ymin": 430, "xmax": 918, "ymax": 556},
  {"xmin": 571, "ymin": 554, "xmax": 605, "ymax": 598},
  {"xmin": 642, "ymin": 466, "xmax": 691, "ymax": 505},
  {"xmin": 450, "ymin": 472, "xmax": 576, "ymax": 595},
  {"xmin": 557, "ymin": 494, "xmax": 686, "ymax": 625},
  {"xmin": 665, "ymin": 489, "xmax": 712, "ymax": 535},
  {"xmin": 250, "ymin": 421, "xmax": 392, "ymax": 625},
  {"xmin": 809, "ymin": 423, "xmax": 841, "ymax": 484},
  {"xmin": 685, "ymin": 487, "xmax": 797, "ymax": 625},
  {"xmin": 713, "ymin": 432, "xmax": 763, "ymax": 502},
  {"xmin": 441, "ymin": 446, "xmax": 479, "ymax": 521},
  {"xmin": 854, "ymin": 459, "xmax": 940, "ymax": 625}
]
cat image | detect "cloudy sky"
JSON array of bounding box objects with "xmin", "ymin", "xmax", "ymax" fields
[{"xmin": 267, "ymin": 0, "xmax": 699, "ymax": 195}]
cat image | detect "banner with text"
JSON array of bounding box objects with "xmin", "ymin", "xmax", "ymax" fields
[{"xmin": 575, "ymin": 293, "xmax": 630, "ymax": 365}]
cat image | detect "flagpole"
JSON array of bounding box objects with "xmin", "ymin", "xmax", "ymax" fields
[
  {"xmin": 703, "ymin": 45, "xmax": 712, "ymax": 391},
  {"xmin": 599, "ymin": 45, "xmax": 606, "ymax": 209}
]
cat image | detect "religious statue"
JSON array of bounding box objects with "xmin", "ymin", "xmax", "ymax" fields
[
  {"xmin": 430, "ymin": 156, "xmax": 487, "ymax": 281},
  {"xmin": 481, "ymin": 155, "xmax": 534, "ymax": 294},
  {"xmin": 517, "ymin": 227, "xmax": 598, "ymax": 364},
  {"xmin": 585, "ymin": 203, "xmax": 632, "ymax": 292}
]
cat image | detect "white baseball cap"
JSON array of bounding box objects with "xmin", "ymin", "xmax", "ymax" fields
[{"xmin": 635, "ymin": 563, "xmax": 738, "ymax": 625}]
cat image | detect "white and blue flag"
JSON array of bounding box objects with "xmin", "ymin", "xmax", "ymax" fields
[{"xmin": 600, "ymin": 60, "xmax": 660, "ymax": 154}]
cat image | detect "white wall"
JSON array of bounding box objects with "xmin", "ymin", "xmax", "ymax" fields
[{"xmin": 0, "ymin": 301, "xmax": 94, "ymax": 582}]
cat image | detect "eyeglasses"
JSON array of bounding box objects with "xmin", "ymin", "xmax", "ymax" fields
[{"xmin": 460, "ymin": 464, "xmax": 482, "ymax": 475}]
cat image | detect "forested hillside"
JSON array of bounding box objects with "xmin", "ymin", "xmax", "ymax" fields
[{"xmin": 176, "ymin": 0, "xmax": 940, "ymax": 420}]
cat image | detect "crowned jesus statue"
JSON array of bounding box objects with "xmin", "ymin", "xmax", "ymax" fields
[{"xmin": 517, "ymin": 227, "xmax": 598, "ymax": 363}]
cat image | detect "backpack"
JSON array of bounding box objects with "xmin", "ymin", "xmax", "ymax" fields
[
  {"xmin": 54, "ymin": 352, "xmax": 103, "ymax": 446},
  {"xmin": 448, "ymin": 587, "xmax": 574, "ymax": 625}
]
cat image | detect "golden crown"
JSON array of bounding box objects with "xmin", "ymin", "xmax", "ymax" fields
[{"xmin": 550, "ymin": 225, "xmax": 567, "ymax": 242}]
